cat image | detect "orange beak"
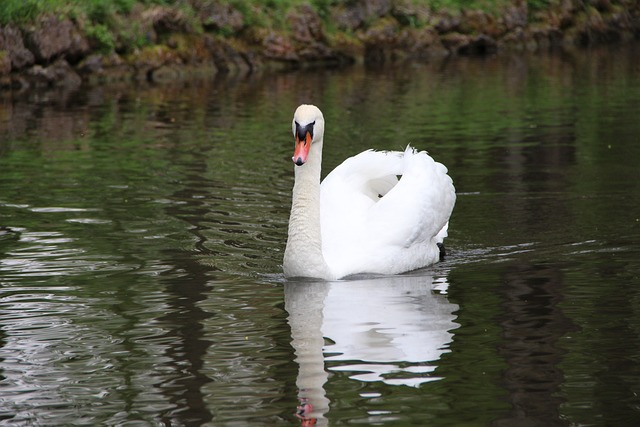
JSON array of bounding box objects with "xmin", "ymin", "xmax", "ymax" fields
[{"xmin": 292, "ymin": 131, "xmax": 312, "ymax": 166}]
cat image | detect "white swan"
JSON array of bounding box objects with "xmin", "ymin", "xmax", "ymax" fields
[{"xmin": 283, "ymin": 104, "xmax": 456, "ymax": 280}]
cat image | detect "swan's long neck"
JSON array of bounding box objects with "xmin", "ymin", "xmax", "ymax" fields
[{"xmin": 284, "ymin": 141, "xmax": 332, "ymax": 279}]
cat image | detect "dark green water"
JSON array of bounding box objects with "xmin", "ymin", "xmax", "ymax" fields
[{"xmin": 1, "ymin": 45, "xmax": 639, "ymax": 426}]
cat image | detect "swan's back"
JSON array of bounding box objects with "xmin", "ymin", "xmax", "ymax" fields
[{"xmin": 320, "ymin": 146, "xmax": 455, "ymax": 278}]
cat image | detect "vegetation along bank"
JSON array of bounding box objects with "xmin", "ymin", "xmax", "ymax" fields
[{"xmin": 1, "ymin": 0, "xmax": 639, "ymax": 89}]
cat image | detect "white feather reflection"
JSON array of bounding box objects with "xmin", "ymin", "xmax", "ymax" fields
[{"xmin": 285, "ymin": 273, "xmax": 459, "ymax": 424}]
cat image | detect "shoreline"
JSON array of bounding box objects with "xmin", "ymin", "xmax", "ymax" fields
[{"xmin": 1, "ymin": 0, "xmax": 639, "ymax": 90}]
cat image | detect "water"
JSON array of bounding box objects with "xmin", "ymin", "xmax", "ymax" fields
[{"xmin": 1, "ymin": 45, "xmax": 639, "ymax": 426}]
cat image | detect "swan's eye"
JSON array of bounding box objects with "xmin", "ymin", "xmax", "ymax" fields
[{"xmin": 295, "ymin": 121, "xmax": 315, "ymax": 143}]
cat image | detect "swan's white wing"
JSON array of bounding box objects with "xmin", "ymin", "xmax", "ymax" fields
[
  {"xmin": 320, "ymin": 149, "xmax": 403, "ymax": 261},
  {"xmin": 369, "ymin": 146, "xmax": 455, "ymax": 247},
  {"xmin": 320, "ymin": 146, "xmax": 455, "ymax": 277}
]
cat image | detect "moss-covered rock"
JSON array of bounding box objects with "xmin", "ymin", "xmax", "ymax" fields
[
  {"xmin": 24, "ymin": 14, "xmax": 89, "ymax": 63},
  {"xmin": 0, "ymin": 25, "xmax": 34, "ymax": 71}
]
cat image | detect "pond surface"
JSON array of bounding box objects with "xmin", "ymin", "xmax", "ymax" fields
[{"xmin": 1, "ymin": 45, "xmax": 639, "ymax": 426}]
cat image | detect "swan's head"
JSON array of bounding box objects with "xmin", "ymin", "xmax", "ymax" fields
[{"xmin": 292, "ymin": 104, "xmax": 324, "ymax": 166}]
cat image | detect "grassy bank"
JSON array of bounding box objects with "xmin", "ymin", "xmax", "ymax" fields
[
  {"xmin": 2, "ymin": 1, "xmax": 174, "ymax": 51},
  {"xmin": 1, "ymin": 0, "xmax": 638, "ymax": 88},
  {"xmin": 0, "ymin": 0, "xmax": 160, "ymax": 24},
  {"xmin": 0, "ymin": 0, "xmax": 572, "ymax": 55},
  {"xmin": 0, "ymin": 1, "xmax": 551, "ymax": 29},
  {"xmin": 0, "ymin": 0, "xmax": 552, "ymax": 22}
]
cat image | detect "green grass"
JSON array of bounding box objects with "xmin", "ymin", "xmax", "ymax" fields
[
  {"xmin": 0, "ymin": 0, "xmax": 58, "ymax": 24},
  {"xmin": 0, "ymin": 0, "xmax": 172, "ymax": 25},
  {"xmin": 0, "ymin": 0, "xmax": 567, "ymax": 27}
]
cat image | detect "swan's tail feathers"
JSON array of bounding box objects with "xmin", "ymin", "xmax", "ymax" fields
[
  {"xmin": 404, "ymin": 144, "xmax": 421, "ymax": 155},
  {"xmin": 435, "ymin": 222, "xmax": 449, "ymax": 244},
  {"xmin": 435, "ymin": 222, "xmax": 449, "ymax": 260}
]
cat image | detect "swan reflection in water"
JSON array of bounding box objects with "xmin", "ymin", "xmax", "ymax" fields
[{"xmin": 285, "ymin": 272, "xmax": 459, "ymax": 425}]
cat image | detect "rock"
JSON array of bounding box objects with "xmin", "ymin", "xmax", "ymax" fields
[
  {"xmin": 539, "ymin": 25, "xmax": 564, "ymax": 49},
  {"xmin": 26, "ymin": 59, "xmax": 82, "ymax": 89},
  {"xmin": 359, "ymin": 17, "xmax": 400, "ymax": 64},
  {"xmin": 332, "ymin": 0, "xmax": 392, "ymax": 31},
  {"xmin": 592, "ymin": 0, "xmax": 613, "ymax": 13},
  {"xmin": 128, "ymin": 45, "xmax": 183, "ymax": 80},
  {"xmin": 576, "ymin": 6, "xmax": 623, "ymax": 44},
  {"xmin": 205, "ymin": 37, "xmax": 253, "ymax": 73},
  {"xmin": 261, "ymin": 32, "xmax": 299, "ymax": 61},
  {"xmin": 399, "ymin": 28, "xmax": 449, "ymax": 58},
  {"xmin": 391, "ymin": 1, "xmax": 431, "ymax": 27},
  {"xmin": 0, "ymin": 25, "xmax": 35, "ymax": 71},
  {"xmin": 77, "ymin": 54, "xmax": 104, "ymax": 75},
  {"xmin": 141, "ymin": 6, "xmax": 192, "ymax": 35},
  {"xmin": 460, "ymin": 10, "xmax": 499, "ymax": 37},
  {"xmin": 363, "ymin": 17, "xmax": 399, "ymax": 45},
  {"xmin": 0, "ymin": 53, "xmax": 11, "ymax": 76},
  {"xmin": 362, "ymin": 22, "xmax": 451, "ymax": 64},
  {"xmin": 586, "ymin": 7, "xmax": 606, "ymax": 33},
  {"xmin": 441, "ymin": 33, "xmax": 497, "ymax": 55},
  {"xmin": 434, "ymin": 12, "xmax": 462, "ymax": 34},
  {"xmin": 297, "ymin": 41, "xmax": 339, "ymax": 62},
  {"xmin": 134, "ymin": 45, "xmax": 180, "ymax": 69},
  {"xmin": 288, "ymin": 4, "xmax": 325, "ymax": 43},
  {"xmin": 459, "ymin": 34, "xmax": 498, "ymax": 55},
  {"xmin": 77, "ymin": 53, "xmax": 133, "ymax": 83},
  {"xmin": 0, "ymin": 74, "xmax": 11, "ymax": 88},
  {"xmin": 25, "ymin": 15, "xmax": 89, "ymax": 63},
  {"xmin": 440, "ymin": 32, "xmax": 471, "ymax": 52},
  {"xmin": 501, "ymin": 27, "xmax": 528, "ymax": 50},
  {"xmin": 166, "ymin": 34, "xmax": 212, "ymax": 65},
  {"xmin": 78, "ymin": 53, "xmax": 128, "ymax": 74},
  {"xmin": 502, "ymin": 1, "xmax": 528, "ymax": 31},
  {"xmin": 198, "ymin": 3, "xmax": 244, "ymax": 33},
  {"xmin": 558, "ymin": 0, "xmax": 576, "ymax": 29}
]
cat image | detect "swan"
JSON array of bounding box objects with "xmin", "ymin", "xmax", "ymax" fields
[{"xmin": 283, "ymin": 104, "xmax": 456, "ymax": 280}]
